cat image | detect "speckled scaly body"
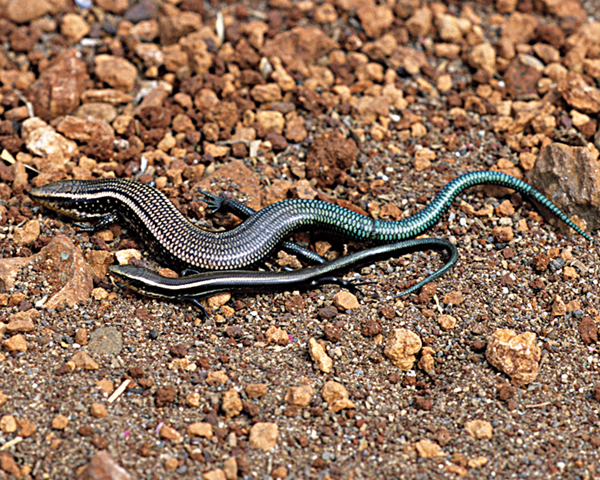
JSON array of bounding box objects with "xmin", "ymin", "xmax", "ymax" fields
[{"xmin": 30, "ymin": 171, "xmax": 595, "ymax": 271}]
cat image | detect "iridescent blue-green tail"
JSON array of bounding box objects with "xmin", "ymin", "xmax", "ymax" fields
[{"xmin": 369, "ymin": 171, "xmax": 596, "ymax": 245}]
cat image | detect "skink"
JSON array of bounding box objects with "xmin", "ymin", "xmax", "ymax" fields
[
  {"xmin": 30, "ymin": 171, "xmax": 595, "ymax": 271},
  {"xmin": 198, "ymin": 189, "xmax": 326, "ymax": 264},
  {"xmin": 108, "ymin": 238, "xmax": 458, "ymax": 302}
]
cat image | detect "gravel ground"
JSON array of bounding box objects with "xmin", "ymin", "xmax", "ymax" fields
[{"xmin": 1, "ymin": 0, "xmax": 600, "ymax": 479}]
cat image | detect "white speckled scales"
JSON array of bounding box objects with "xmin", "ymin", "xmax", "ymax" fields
[{"xmin": 30, "ymin": 172, "xmax": 595, "ymax": 271}]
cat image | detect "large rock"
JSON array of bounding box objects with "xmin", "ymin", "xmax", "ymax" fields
[
  {"xmin": 528, "ymin": 143, "xmax": 600, "ymax": 232},
  {"xmin": 22, "ymin": 118, "xmax": 78, "ymax": 173},
  {"xmin": 486, "ymin": 329, "xmax": 541, "ymax": 385},
  {"xmin": 78, "ymin": 451, "xmax": 135, "ymax": 480},
  {"xmin": 7, "ymin": 0, "xmax": 52, "ymax": 23},
  {"xmin": 0, "ymin": 235, "xmax": 93, "ymax": 310},
  {"xmin": 25, "ymin": 50, "xmax": 89, "ymax": 121},
  {"xmin": 305, "ymin": 131, "xmax": 358, "ymax": 188},
  {"xmin": 262, "ymin": 27, "xmax": 338, "ymax": 67}
]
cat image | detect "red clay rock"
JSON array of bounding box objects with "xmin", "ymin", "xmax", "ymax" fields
[
  {"xmin": 94, "ymin": 55, "xmax": 138, "ymax": 92},
  {"xmin": 39, "ymin": 236, "xmax": 94, "ymax": 310},
  {"xmin": 25, "ymin": 50, "xmax": 89, "ymax": 121},
  {"xmin": 306, "ymin": 131, "xmax": 358, "ymax": 188},
  {"xmin": 528, "ymin": 143, "xmax": 600, "ymax": 231},
  {"xmin": 7, "ymin": 0, "xmax": 52, "ymax": 23},
  {"xmin": 0, "ymin": 451, "xmax": 21, "ymax": 478},
  {"xmin": 558, "ymin": 72, "xmax": 600, "ymax": 114},
  {"xmin": 0, "ymin": 235, "xmax": 93, "ymax": 309},
  {"xmin": 579, "ymin": 317, "xmax": 598, "ymax": 345},
  {"xmin": 95, "ymin": 0, "xmax": 129, "ymax": 14},
  {"xmin": 159, "ymin": 11, "xmax": 202, "ymax": 45},
  {"xmin": 262, "ymin": 27, "xmax": 337, "ymax": 67},
  {"xmin": 501, "ymin": 12, "xmax": 538, "ymax": 46},
  {"xmin": 503, "ymin": 55, "xmax": 543, "ymax": 100},
  {"xmin": 79, "ymin": 450, "xmax": 135, "ymax": 480},
  {"xmin": 357, "ymin": 5, "xmax": 394, "ymax": 38}
]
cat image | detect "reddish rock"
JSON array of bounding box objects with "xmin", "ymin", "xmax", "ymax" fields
[
  {"xmin": 41, "ymin": 236, "xmax": 94, "ymax": 309},
  {"xmin": 56, "ymin": 116, "xmax": 115, "ymax": 145},
  {"xmin": 491, "ymin": 226, "xmax": 514, "ymax": 243},
  {"xmin": 7, "ymin": 0, "xmax": 52, "ymax": 23},
  {"xmin": 264, "ymin": 179, "xmax": 292, "ymax": 205},
  {"xmin": 71, "ymin": 352, "xmax": 99, "ymax": 370},
  {"xmin": 308, "ymin": 338, "xmax": 332, "ymax": 373},
  {"xmin": 361, "ymin": 320, "xmax": 382, "ymax": 337},
  {"xmin": 0, "ymin": 258, "xmax": 30, "ymax": 292},
  {"xmin": 13, "ymin": 219, "xmax": 40, "ymax": 247},
  {"xmin": 442, "ymin": 291, "xmax": 464, "ymax": 306},
  {"xmin": 95, "ymin": 0, "xmax": 129, "ymax": 14},
  {"xmin": 406, "ymin": 7, "xmax": 433, "ymax": 37},
  {"xmin": 531, "ymin": 253, "xmax": 550, "ymax": 272},
  {"xmin": 90, "ymin": 403, "xmax": 108, "ymax": 419},
  {"xmin": 25, "ymin": 50, "xmax": 89, "ymax": 121},
  {"xmin": 503, "ymin": 55, "xmax": 543, "ymax": 100},
  {"xmin": 593, "ymin": 385, "xmax": 600, "ymax": 402},
  {"xmin": 17, "ymin": 418, "xmax": 36, "ymax": 438},
  {"xmin": 465, "ymin": 419, "xmax": 493, "ymax": 439},
  {"xmin": 3, "ymin": 334, "xmax": 27, "ymax": 353},
  {"xmin": 155, "ymin": 386, "xmax": 177, "ymax": 407},
  {"xmin": 85, "ymin": 250, "xmax": 115, "ymax": 278},
  {"xmin": 414, "ymin": 396, "xmax": 433, "ymax": 411},
  {"xmin": 248, "ymin": 423, "xmax": 278, "ymax": 451},
  {"xmin": 0, "ymin": 235, "xmax": 93, "ymax": 310},
  {"xmin": 79, "ymin": 451, "xmax": 135, "ymax": 480},
  {"xmin": 245, "ymin": 383, "xmax": 267, "ymax": 399},
  {"xmin": 188, "ymin": 422, "xmax": 213, "ymax": 438},
  {"xmin": 535, "ymin": 24, "xmax": 565, "ymax": 49},
  {"xmin": 333, "ymin": 290, "xmax": 359, "ymax": 311},
  {"xmin": 265, "ymin": 132, "xmax": 287, "ymax": 151},
  {"xmin": 324, "ymin": 323, "xmax": 342, "ymax": 342},
  {"xmin": 306, "ymin": 131, "xmax": 358, "ymax": 188},
  {"xmin": 558, "ymin": 73, "xmax": 600, "ymax": 114},
  {"xmin": 352, "ymin": 95, "xmax": 392, "ymax": 125},
  {"xmin": 262, "ymin": 27, "xmax": 337, "ymax": 67},
  {"xmin": 159, "ymin": 11, "xmax": 202, "ymax": 45},
  {"xmin": 497, "ymin": 384, "xmax": 515, "ymax": 401},
  {"xmin": 501, "ymin": 12, "xmax": 538, "ymax": 46},
  {"xmin": 61, "ymin": 13, "xmax": 90, "ymax": 44},
  {"xmin": 356, "ymin": 5, "xmax": 394, "ymax": 38},
  {"xmin": 579, "ymin": 316, "xmax": 598, "ymax": 345},
  {"xmin": 6, "ymin": 310, "xmax": 38, "ymax": 333},
  {"xmin": 0, "ymin": 451, "xmax": 20, "ymax": 478},
  {"xmin": 265, "ymin": 325, "xmax": 289, "ymax": 346},
  {"xmin": 321, "ymin": 381, "xmax": 354, "ymax": 412},
  {"xmin": 284, "ymin": 294, "xmax": 304, "ymax": 313},
  {"xmin": 284, "ymin": 385, "xmax": 314, "ymax": 408},
  {"xmin": 414, "ymin": 439, "xmax": 446, "ymax": 458},
  {"xmin": 284, "ymin": 116, "xmax": 307, "ymax": 143},
  {"xmin": 528, "ymin": 143, "xmax": 600, "ymax": 231},
  {"xmin": 94, "ymin": 55, "xmax": 138, "ymax": 92},
  {"xmin": 435, "ymin": 427, "xmax": 452, "ymax": 447},
  {"xmin": 10, "ymin": 26, "xmax": 40, "ymax": 53}
]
